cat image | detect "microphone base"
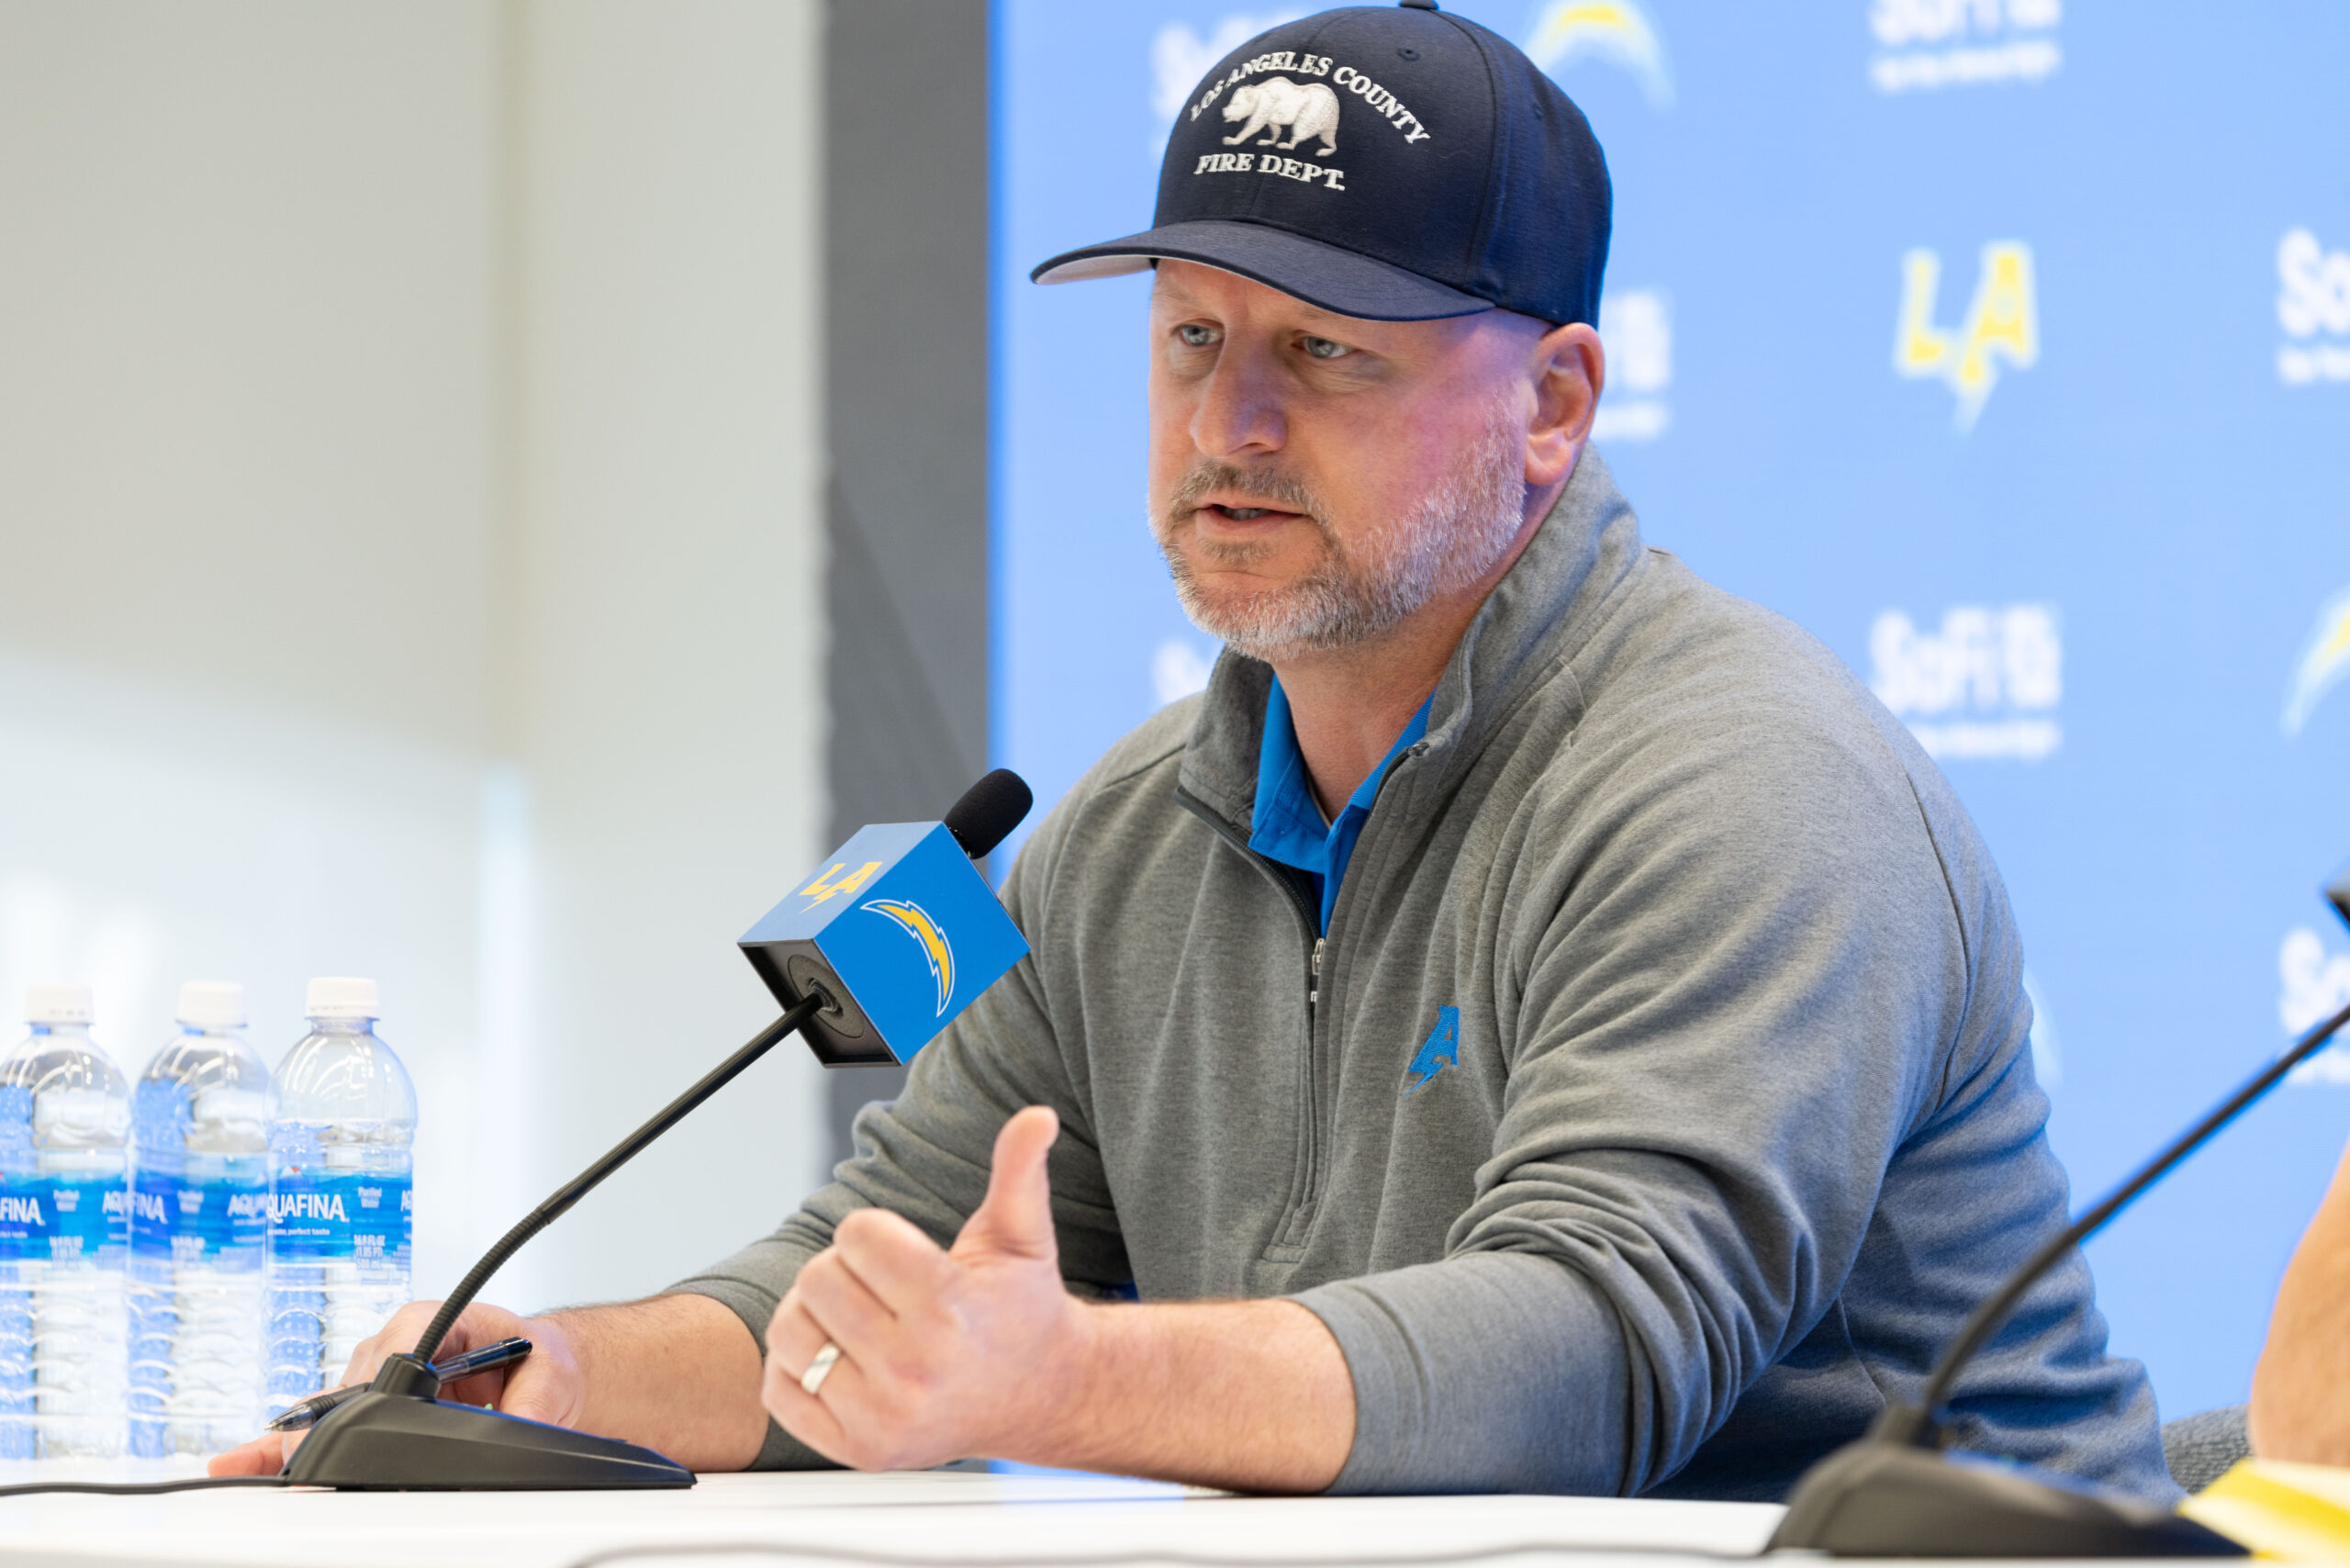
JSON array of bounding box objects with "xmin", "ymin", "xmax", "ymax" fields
[
  {"xmin": 282, "ymin": 1391, "xmax": 695, "ymax": 1491},
  {"xmin": 1767, "ymin": 1439, "xmax": 2244, "ymax": 1557}
]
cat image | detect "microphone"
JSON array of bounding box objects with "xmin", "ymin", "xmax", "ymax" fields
[
  {"xmin": 944, "ymin": 767, "xmax": 1034, "ymax": 859},
  {"xmin": 737, "ymin": 767, "xmax": 1035, "ymax": 1066},
  {"xmin": 278, "ymin": 772, "xmax": 1034, "ymax": 1492},
  {"xmin": 1769, "ymin": 863, "xmax": 2350, "ymax": 1558}
]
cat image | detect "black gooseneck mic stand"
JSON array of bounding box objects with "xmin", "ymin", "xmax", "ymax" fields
[
  {"xmin": 1770, "ymin": 870, "xmax": 2350, "ymax": 1557},
  {"xmin": 283, "ymin": 992, "xmax": 824, "ymax": 1490},
  {"xmin": 282, "ymin": 769, "xmax": 1035, "ymax": 1491}
]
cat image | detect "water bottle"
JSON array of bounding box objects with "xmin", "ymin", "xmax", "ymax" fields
[
  {"xmin": 127, "ymin": 981, "xmax": 271, "ymax": 1456},
  {"xmin": 265, "ymin": 979, "xmax": 414, "ymax": 1412},
  {"xmin": 0, "ymin": 984, "xmax": 129, "ymax": 1459}
]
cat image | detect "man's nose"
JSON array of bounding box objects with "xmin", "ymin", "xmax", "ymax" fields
[{"xmin": 1189, "ymin": 349, "xmax": 1287, "ymax": 460}]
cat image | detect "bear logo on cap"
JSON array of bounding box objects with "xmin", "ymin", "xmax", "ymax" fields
[{"xmin": 1222, "ymin": 77, "xmax": 1340, "ymax": 156}]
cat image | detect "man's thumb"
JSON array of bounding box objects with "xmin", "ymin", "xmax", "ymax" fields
[{"xmin": 958, "ymin": 1104, "xmax": 1059, "ymax": 1261}]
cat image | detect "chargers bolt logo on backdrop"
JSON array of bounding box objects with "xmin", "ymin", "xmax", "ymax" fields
[
  {"xmin": 1896, "ymin": 241, "xmax": 2039, "ymax": 430},
  {"xmin": 2282, "ymin": 588, "xmax": 2350, "ymax": 739},
  {"xmin": 1524, "ymin": 2, "xmax": 1673, "ymax": 108},
  {"xmin": 862, "ymin": 898, "xmax": 957, "ymax": 1016}
]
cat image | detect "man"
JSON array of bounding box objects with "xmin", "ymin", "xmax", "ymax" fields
[{"xmin": 219, "ymin": 4, "xmax": 2171, "ymax": 1499}]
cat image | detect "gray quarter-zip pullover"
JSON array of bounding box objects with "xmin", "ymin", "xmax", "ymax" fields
[{"xmin": 675, "ymin": 450, "xmax": 2171, "ymax": 1502}]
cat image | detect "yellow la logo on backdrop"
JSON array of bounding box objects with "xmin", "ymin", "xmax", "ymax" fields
[{"xmin": 1895, "ymin": 241, "xmax": 2039, "ymax": 430}]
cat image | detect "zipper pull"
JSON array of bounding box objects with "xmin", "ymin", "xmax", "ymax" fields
[{"xmin": 1309, "ymin": 937, "xmax": 1326, "ymax": 1008}]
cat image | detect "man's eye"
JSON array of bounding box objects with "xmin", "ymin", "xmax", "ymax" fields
[
  {"xmin": 1176, "ymin": 324, "xmax": 1218, "ymax": 347},
  {"xmin": 1301, "ymin": 336, "xmax": 1353, "ymax": 360}
]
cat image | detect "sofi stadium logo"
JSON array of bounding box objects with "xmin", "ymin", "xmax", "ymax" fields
[
  {"xmin": 1593, "ymin": 289, "xmax": 1671, "ymax": 443},
  {"xmin": 2277, "ymin": 229, "xmax": 2350, "ymax": 387},
  {"xmin": 2284, "ymin": 926, "xmax": 2350, "ymax": 1086},
  {"xmin": 1868, "ymin": 0, "xmax": 2061, "ymax": 95},
  {"xmin": 1869, "ymin": 603, "xmax": 2062, "ymax": 761},
  {"xmin": 1896, "ymin": 242, "xmax": 2038, "ymax": 430},
  {"xmin": 1153, "ymin": 638, "xmax": 1216, "ymax": 707}
]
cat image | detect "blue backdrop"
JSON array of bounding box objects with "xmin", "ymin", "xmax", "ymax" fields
[{"xmin": 993, "ymin": 0, "xmax": 2350, "ymax": 1424}]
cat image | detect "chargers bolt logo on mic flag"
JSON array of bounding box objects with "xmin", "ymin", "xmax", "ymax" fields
[
  {"xmin": 860, "ymin": 899, "xmax": 956, "ymax": 1014},
  {"xmin": 739, "ymin": 771, "xmax": 1033, "ymax": 1067}
]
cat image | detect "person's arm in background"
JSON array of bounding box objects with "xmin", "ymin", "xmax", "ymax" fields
[{"xmin": 2249, "ymin": 1134, "xmax": 2350, "ymax": 1463}]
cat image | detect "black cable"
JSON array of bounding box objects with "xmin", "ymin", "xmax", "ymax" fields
[
  {"xmin": 567, "ymin": 1539, "xmax": 1761, "ymax": 1568},
  {"xmin": 415, "ymin": 994, "xmax": 826, "ymax": 1362},
  {"xmin": 0, "ymin": 1474, "xmax": 290, "ymax": 1498},
  {"xmin": 1881, "ymin": 992, "xmax": 2350, "ymax": 1444}
]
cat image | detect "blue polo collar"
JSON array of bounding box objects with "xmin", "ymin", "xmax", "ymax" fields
[{"xmin": 1248, "ymin": 677, "xmax": 1430, "ymax": 934}]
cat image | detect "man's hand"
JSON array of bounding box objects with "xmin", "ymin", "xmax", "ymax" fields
[
  {"xmin": 763, "ymin": 1104, "xmax": 1086, "ymax": 1471},
  {"xmin": 207, "ymin": 1301, "xmax": 584, "ymax": 1477},
  {"xmin": 763, "ymin": 1104, "xmax": 1356, "ymax": 1489},
  {"xmin": 208, "ymin": 1292, "xmax": 767, "ymax": 1477}
]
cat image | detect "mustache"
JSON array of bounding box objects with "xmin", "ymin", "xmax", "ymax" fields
[{"xmin": 1161, "ymin": 461, "xmax": 1326, "ymax": 530}]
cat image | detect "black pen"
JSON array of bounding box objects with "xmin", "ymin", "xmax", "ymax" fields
[{"xmin": 264, "ymin": 1336, "xmax": 535, "ymax": 1432}]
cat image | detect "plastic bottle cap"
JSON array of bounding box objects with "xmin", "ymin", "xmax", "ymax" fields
[
  {"xmin": 304, "ymin": 976, "xmax": 380, "ymax": 1020},
  {"xmin": 175, "ymin": 980, "xmax": 247, "ymax": 1030},
  {"xmin": 26, "ymin": 982, "xmax": 94, "ymax": 1026}
]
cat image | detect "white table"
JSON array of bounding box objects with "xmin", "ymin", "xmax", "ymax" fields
[{"xmin": 0, "ymin": 1463, "xmax": 1784, "ymax": 1568}]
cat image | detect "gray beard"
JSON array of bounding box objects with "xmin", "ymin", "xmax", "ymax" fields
[{"xmin": 1151, "ymin": 398, "xmax": 1529, "ymax": 663}]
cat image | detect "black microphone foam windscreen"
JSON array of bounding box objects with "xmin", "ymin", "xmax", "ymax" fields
[{"xmin": 945, "ymin": 769, "xmax": 1034, "ymax": 861}]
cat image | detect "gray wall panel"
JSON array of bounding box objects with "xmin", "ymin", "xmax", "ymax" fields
[{"xmin": 822, "ymin": 0, "xmax": 991, "ymax": 1169}]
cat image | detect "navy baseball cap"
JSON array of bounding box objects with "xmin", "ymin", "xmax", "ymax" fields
[{"xmin": 1030, "ymin": 1, "xmax": 1611, "ymax": 326}]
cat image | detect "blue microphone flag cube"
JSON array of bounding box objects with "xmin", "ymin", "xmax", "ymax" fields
[{"xmin": 739, "ymin": 822, "xmax": 1030, "ymax": 1066}]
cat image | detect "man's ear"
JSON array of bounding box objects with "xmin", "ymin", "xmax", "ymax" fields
[{"xmin": 1526, "ymin": 321, "xmax": 1604, "ymax": 489}]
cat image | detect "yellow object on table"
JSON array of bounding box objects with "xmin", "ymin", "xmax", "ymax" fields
[{"xmin": 2183, "ymin": 1459, "xmax": 2350, "ymax": 1560}]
